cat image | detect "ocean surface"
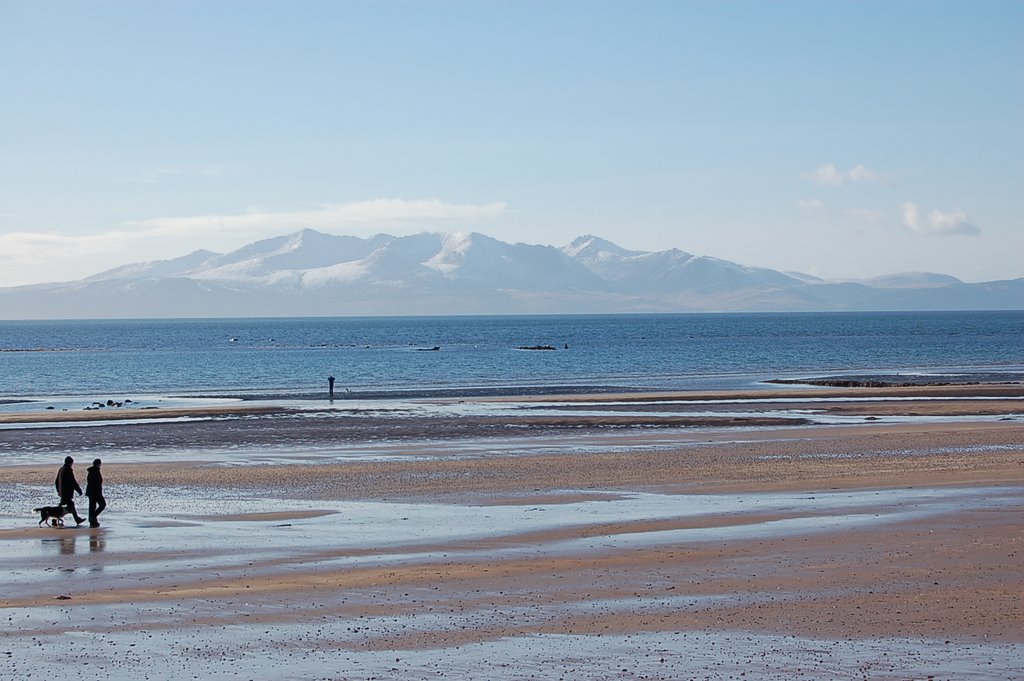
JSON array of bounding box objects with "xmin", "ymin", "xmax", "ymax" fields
[{"xmin": 1, "ymin": 311, "xmax": 1023, "ymax": 401}]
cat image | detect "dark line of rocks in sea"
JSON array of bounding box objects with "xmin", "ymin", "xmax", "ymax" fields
[
  {"xmin": 80, "ymin": 399, "xmax": 136, "ymax": 411},
  {"xmin": 767, "ymin": 378, "xmax": 967, "ymax": 388},
  {"xmin": 766, "ymin": 373, "xmax": 1024, "ymax": 388}
]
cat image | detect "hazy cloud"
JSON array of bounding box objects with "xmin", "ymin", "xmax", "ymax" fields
[
  {"xmin": 900, "ymin": 201, "xmax": 979, "ymax": 236},
  {"xmin": 117, "ymin": 173, "xmax": 160, "ymax": 184},
  {"xmin": 127, "ymin": 199, "xmax": 507, "ymax": 236},
  {"xmin": 846, "ymin": 164, "xmax": 882, "ymax": 183},
  {"xmin": 808, "ymin": 163, "xmax": 886, "ymax": 186},
  {"xmin": 0, "ymin": 230, "xmax": 135, "ymax": 264},
  {"xmin": 116, "ymin": 165, "xmax": 226, "ymax": 185},
  {"xmin": 0, "ymin": 229, "xmax": 142, "ymax": 286},
  {"xmin": 810, "ymin": 164, "xmax": 843, "ymax": 186},
  {"xmin": 796, "ymin": 198, "xmax": 826, "ymax": 212}
]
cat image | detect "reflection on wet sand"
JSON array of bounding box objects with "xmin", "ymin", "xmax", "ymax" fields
[
  {"xmin": 40, "ymin": 529, "xmax": 105, "ymax": 558},
  {"xmin": 61, "ymin": 533, "xmax": 75, "ymax": 555}
]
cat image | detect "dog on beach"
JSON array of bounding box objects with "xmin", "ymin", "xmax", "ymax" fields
[{"xmin": 33, "ymin": 504, "xmax": 68, "ymax": 527}]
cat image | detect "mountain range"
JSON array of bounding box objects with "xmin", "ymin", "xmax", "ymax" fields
[{"xmin": 2, "ymin": 229, "xmax": 1021, "ymax": 319}]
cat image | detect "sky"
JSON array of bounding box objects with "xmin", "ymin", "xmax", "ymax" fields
[{"xmin": 1, "ymin": 0, "xmax": 1021, "ymax": 287}]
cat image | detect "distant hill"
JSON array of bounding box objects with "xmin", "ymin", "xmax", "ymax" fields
[{"xmin": 1, "ymin": 229, "xmax": 1021, "ymax": 318}]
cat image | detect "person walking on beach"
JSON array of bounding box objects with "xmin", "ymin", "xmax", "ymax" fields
[
  {"xmin": 55, "ymin": 456, "xmax": 86, "ymax": 526},
  {"xmin": 328, "ymin": 374, "xmax": 335, "ymax": 399},
  {"xmin": 85, "ymin": 459, "xmax": 106, "ymax": 528}
]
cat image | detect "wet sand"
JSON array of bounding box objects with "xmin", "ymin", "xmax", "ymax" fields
[{"xmin": 1, "ymin": 385, "xmax": 1022, "ymax": 679}]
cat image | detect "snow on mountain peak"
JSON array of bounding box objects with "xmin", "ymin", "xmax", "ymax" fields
[
  {"xmin": 563, "ymin": 235, "xmax": 641, "ymax": 259},
  {"xmin": 441, "ymin": 230, "xmax": 474, "ymax": 250},
  {"xmin": 193, "ymin": 230, "xmax": 395, "ymax": 279},
  {"xmin": 85, "ymin": 249, "xmax": 221, "ymax": 282},
  {"xmin": 426, "ymin": 231, "xmax": 479, "ymax": 276}
]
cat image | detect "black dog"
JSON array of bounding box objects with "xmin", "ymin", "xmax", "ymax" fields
[{"xmin": 33, "ymin": 504, "xmax": 68, "ymax": 527}]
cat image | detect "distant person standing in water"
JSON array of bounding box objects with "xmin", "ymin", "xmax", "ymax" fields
[
  {"xmin": 55, "ymin": 456, "xmax": 86, "ymax": 526},
  {"xmin": 328, "ymin": 374, "xmax": 336, "ymax": 399},
  {"xmin": 85, "ymin": 459, "xmax": 106, "ymax": 528}
]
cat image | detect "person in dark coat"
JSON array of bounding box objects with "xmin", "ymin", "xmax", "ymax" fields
[
  {"xmin": 85, "ymin": 458, "xmax": 106, "ymax": 528},
  {"xmin": 55, "ymin": 456, "xmax": 86, "ymax": 525}
]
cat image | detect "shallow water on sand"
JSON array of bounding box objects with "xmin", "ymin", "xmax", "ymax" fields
[
  {"xmin": 3, "ymin": 485, "xmax": 1022, "ymax": 680},
  {"xmin": 4, "ymin": 485, "xmax": 1017, "ymax": 586}
]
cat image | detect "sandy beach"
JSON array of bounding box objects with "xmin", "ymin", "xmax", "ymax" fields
[{"xmin": 1, "ymin": 384, "xmax": 1022, "ymax": 679}]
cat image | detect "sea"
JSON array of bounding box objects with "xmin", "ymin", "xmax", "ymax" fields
[{"xmin": 2, "ymin": 311, "xmax": 1022, "ymax": 403}]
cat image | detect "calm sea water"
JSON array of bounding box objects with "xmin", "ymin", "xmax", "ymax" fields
[{"xmin": 1, "ymin": 312, "xmax": 1022, "ymax": 399}]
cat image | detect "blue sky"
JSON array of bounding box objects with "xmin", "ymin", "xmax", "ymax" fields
[{"xmin": 1, "ymin": 1, "xmax": 1021, "ymax": 286}]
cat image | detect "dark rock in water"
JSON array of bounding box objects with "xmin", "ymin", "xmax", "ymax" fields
[
  {"xmin": 762, "ymin": 374, "xmax": 1017, "ymax": 388},
  {"xmin": 46, "ymin": 406, "xmax": 55, "ymax": 410},
  {"xmin": 516, "ymin": 345, "xmax": 557, "ymax": 351}
]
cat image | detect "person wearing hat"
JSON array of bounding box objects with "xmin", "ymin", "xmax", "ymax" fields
[
  {"xmin": 55, "ymin": 456, "xmax": 86, "ymax": 526},
  {"xmin": 85, "ymin": 459, "xmax": 106, "ymax": 528}
]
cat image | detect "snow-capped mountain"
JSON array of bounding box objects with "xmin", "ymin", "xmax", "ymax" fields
[
  {"xmin": 83, "ymin": 249, "xmax": 220, "ymax": 282},
  {"xmin": 565, "ymin": 235, "xmax": 800, "ymax": 295},
  {"xmin": 192, "ymin": 230, "xmax": 395, "ymax": 280},
  {"xmin": 1, "ymin": 230, "xmax": 1021, "ymax": 319}
]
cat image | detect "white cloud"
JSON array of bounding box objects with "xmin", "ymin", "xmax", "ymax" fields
[
  {"xmin": 808, "ymin": 163, "xmax": 886, "ymax": 186},
  {"xmin": 127, "ymin": 198, "xmax": 507, "ymax": 237},
  {"xmin": 0, "ymin": 230, "xmax": 136, "ymax": 264},
  {"xmin": 810, "ymin": 164, "xmax": 844, "ymax": 186},
  {"xmin": 0, "ymin": 230, "xmax": 142, "ymax": 286},
  {"xmin": 796, "ymin": 198, "xmax": 826, "ymax": 212},
  {"xmin": 900, "ymin": 201, "xmax": 921, "ymax": 230},
  {"xmin": 0, "ymin": 198, "xmax": 507, "ymax": 286},
  {"xmin": 117, "ymin": 173, "xmax": 159, "ymax": 184},
  {"xmin": 116, "ymin": 165, "xmax": 226, "ymax": 185},
  {"xmin": 900, "ymin": 201, "xmax": 979, "ymax": 236},
  {"xmin": 846, "ymin": 164, "xmax": 882, "ymax": 184}
]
